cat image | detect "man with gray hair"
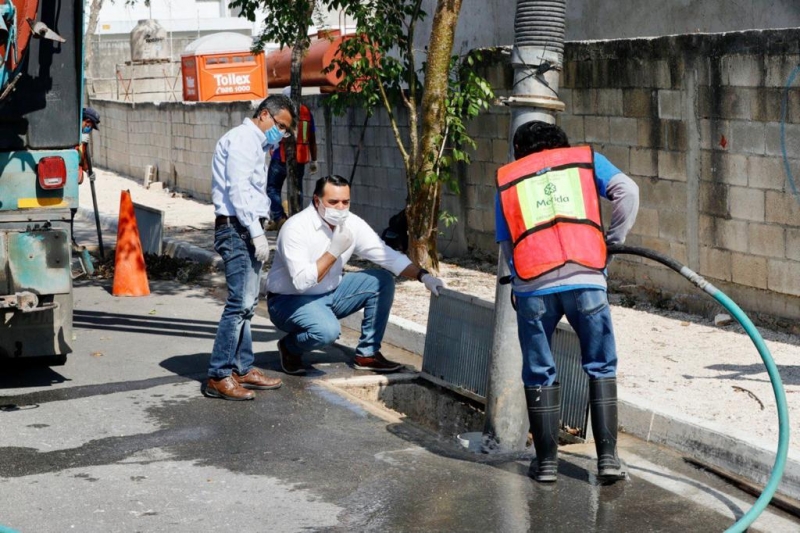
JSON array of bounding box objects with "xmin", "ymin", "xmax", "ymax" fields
[{"xmin": 205, "ymin": 95, "xmax": 296, "ymax": 401}]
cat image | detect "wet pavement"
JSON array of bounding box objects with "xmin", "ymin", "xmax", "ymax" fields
[{"xmin": 1, "ymin": 279, "xmax": 798, "ymax": 532}]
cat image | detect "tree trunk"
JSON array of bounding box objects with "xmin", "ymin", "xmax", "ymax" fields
[
  {"xmin": 407, "ymin": 0, "xmax": 463, "ymax": 272},
  {"xmin": 286, "ymin": 10, "xmax": 312, "ymax": 216}
]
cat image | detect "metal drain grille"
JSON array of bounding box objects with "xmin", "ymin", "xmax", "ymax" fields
[
  {"xmin": 421, "ymin": 289, "xmax": 494, "ymax": 402},
  {"xmin": 421, "ymin": 289, "xmax": 590, "ymax": 438}
]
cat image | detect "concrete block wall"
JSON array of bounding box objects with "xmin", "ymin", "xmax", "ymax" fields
[
  {"xmin": 560, "ymin": 29, "xmax": 800, "ymax": 321},
  {"xmin": 90, "ymin": 99, "xmax": 256, "ymax": 203},
  {"xmin": 88, "ymin": 28, "xmax": 800, "ymax": 322}
]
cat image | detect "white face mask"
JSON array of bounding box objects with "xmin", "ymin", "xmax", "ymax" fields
[{"xmin": 316, "ymin": 202, "xmax": 350, "ymax": 226}]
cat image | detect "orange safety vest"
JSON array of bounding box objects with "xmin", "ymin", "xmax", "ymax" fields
[
  {"xmin": 280, "ymin": 104, "xmax": 312, "ymax": 164},
  {"xmin": 496, "ymin": 145, "xmax": 606, "ymax": 281}
]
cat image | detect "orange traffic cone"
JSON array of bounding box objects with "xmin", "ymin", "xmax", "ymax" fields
[{"xmin": 112, "ymin": 190, "xmax": 150, "ymax": 296}]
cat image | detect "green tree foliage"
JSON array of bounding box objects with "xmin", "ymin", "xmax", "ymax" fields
[
  {"xmin": 232, "ymin": 0, "xmax": 493, "ymax": 270},
  {"xmin": 327, "ymin": 0, "xmax": 493, "ymax": 271}
]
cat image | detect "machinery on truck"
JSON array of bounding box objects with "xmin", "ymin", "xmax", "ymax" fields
[{"xmin": 0, "ymin": 0, "xmax": 82, "ymax": 364}]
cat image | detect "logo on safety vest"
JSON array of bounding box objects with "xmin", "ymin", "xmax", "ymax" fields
[{"xmin": 544, "ymin": 183, "xmax": 557, "ymax": 196}]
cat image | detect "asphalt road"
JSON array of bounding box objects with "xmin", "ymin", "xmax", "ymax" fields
[{"xmin": 0, "ymin": 279, "xmax": 798, "ymax": 532}]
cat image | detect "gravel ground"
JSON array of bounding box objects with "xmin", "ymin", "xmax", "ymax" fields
[{"xmin": 81, "ymin": 168, "xmax": 800, "ymax": 452}]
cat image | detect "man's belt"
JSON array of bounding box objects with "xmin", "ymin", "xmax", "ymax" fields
[{"xmin": 215, "ymin": 215, "xmax": 267, "ymax": 229}]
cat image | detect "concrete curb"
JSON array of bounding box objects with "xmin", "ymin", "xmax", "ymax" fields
[
  {"xmin": 76, "ymin": 206, "xmax": 800, "ymax": 501},
  {"xmin": 618, "ymin": 394, "xmax": 800, "ymax": 501}
]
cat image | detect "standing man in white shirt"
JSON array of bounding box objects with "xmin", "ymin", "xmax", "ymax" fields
[
  {"xmin": 205, "ymin": 95, "xmax": 296, "ymax": 401},
  {"xmin": 266, "ymin": 175, "xmax": 446, "ymax": 375}
]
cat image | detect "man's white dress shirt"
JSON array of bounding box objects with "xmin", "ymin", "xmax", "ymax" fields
[
  {"xmin": 211, "ymin": 118, "xmax": 271, "ymax": 238},
  {"xmin": 266, "ymin": 204, "xmax": 412, "ymax": 295}
]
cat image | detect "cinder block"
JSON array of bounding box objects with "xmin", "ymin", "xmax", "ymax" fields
[
  {"xmin": 496, "ymin": 113, "xmax": 511, "ymax": 139},
  {"xmin": 699, "ymin": 245, "xmax": 732, "ymax": 281},
  {"xmin": 658, "ymin": 90, "xmax": 682, "ymax": 120},
  {"xmin": 585, "ymin": 116, "xmax": 609, "ymax": 143},
  {"xmin": 716, "ymin": 218, "xmax": 749, "ymax": 253},
  {"xmin": 730, "ymin": 120, "xmax": 766, "ymax": 155},
  {"xmin": 662, "ymin": 120, "xmax": 688, "ymax": 151},
  {"xmin": 765, "ymin": 190, "xmax": 800, "ymax": 227},
  {"xmin": 609, "ymin": 117, "xmax": 638, "ymax": 146},
  {"xmin": 669, "ymin": 241, "xmax": 688, "ymax": 265},
  {"xmin": 596, "ymin": 89, "xmax": 623, "ymax": 116},
  {"xmin": 493, "ymin": 139, "xmax": 509, "ymax": 163},
  {"xmin": 768, "ymin": 258, "xmax": 800, "ymax": 296},
  {"xmin": 658, "ymin": 209, "xmax": 687, "ymax": 242},
  {"xmin": 558, "ymin": 115, "xmax": 585, "ymax": 143},
  {"xmin": 572, "ymin": 89, "xmax": 596, "ymax": 116},
  {"xmin": 729, "ymin": 186, "xmax": 765, "ymax": 222},
  {"xmin": 700, "ymin": 151, "xmax": 748, "ymax": 186},
  {"xmin": 622, "ymin": 88, "xmax": 654, "ymax": 118},
  {"xmin": 641, "ymin": 177, "xmax": 687, "ymax": 210},
  {"xmin": 747, "ymin": 155, "xmax": 787, "ymax": 190},
  {"xmin": 748, "ymin": 223, "xmax": 785, "ymax": 258},
  {"xmin": 787, "ymin": 228, "xmax": 800, "ymax": 261},
  {"xmin": 599, "ymin": 145, "xmax": 630, "ymax": 173},
  {"xmin": 731, "ymin": 253, "xmax": 768, "ymax": 289},
  {"xmin": 637, "ymin": 119, "xmax": 659, "ymax": 149},
  {"xmin": 721, "ymin": 55, "xmax": 762, "ymax": 87},
  {"xmin": 630, "ymin": 148, "xmax": 657, "ymax": 177},
  {"xmin": 750, "ymin": 88, "xmax": 782, "ymax": 123},
  {"xmin": 560, "ymin": 88, "xmax": 574, "ymax": 114},
  {"xmin": 658, "ymin": 150, "xmax": 687, "ymax": 182},
  {"xmin": 719, "ymin": 87, "xmax": 752, "ymax": 120},
  {"xmin": 765, "ymin": 54, "xmax": 800, "ymax": 87},
  {"xmin": 653, "ymin": 60, "xmax": 673, "ymax": 89},
  {"xmin": 639, "ymin": 236, "xmax": 671, "ymax": 257},
  {"xmin": 765, "ymin": 122, "xmax": 800, "ymax": 157}
]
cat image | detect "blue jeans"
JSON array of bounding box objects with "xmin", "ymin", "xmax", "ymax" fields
[
  {"xmin": 208, "ymin": 224, "xmax": 263, "ymax": 378},
  {"xmin": 516, "ymin": 288, "xmax": 618, "ymax": 387},
  {"xmin": 267, "ymin": 270, "xmax": 395, "ymax": 356},
  {"xmin": 267, "ymin": 159, "xmax": 305, "ymax": 221}
]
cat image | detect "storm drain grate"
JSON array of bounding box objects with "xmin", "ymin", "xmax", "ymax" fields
[{"xmin": 421, "ymin": 289, "xmax": 590, "ymax": 438}]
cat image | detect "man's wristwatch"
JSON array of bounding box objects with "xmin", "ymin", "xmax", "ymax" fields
[{"xmin": 416, "ymin": 268, "xmax": 429, "ymax": 282}]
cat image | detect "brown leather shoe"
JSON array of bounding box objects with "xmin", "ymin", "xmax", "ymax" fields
[
  {"xmin": 353, "ymin": 352, "xmax": 402, "ymax": 373},
  {"xmin": 232, "ymin": 368, "xmax": 282, "ymax": 390},
  {"xmin": 278, "ymin": 338, "xmax": 306, "ymax": 375},
  {"xmin": 205, "ymin": 376, "xmax": 255, "ymax": 401}
]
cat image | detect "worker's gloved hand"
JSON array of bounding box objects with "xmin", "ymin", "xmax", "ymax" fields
[
  {"xmin": 421, "ymin": 273, "xmax": 445, "ymax": 296},
  {"xmin": 327, "ymin": 224, "xmax": 353, "ymax": 258},
  {"xmin": 309, "ymin": 161, "xmax": 319, "ymax": 174},
  {"xmin": 252, "ymin": 234, "xmax": 270, "ymax": 263}
]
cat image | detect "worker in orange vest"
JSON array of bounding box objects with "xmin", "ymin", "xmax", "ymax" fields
[
  {"xmin": 266, "ymin": 86, "xmax": 318, "ymax": 230},
  {"xmin": 495, "ymin": 121, "xmax": 639, "ymax": 484}
]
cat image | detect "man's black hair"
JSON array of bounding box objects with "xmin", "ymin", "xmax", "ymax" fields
[
  {"xmin": 313, "ymin": 175, "xmax": 350, "ymax": 198},
  {"xmin": 513, "ymin": 121, "xmax": 570, "ymax": 159},
  {"xmin": 253, "ymin": 94, "xmax": 297, "ymax": 127}
]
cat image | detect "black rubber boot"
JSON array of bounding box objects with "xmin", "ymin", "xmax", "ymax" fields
[
  {"xmin": 589, "ymin": 377, "xmax": 628, "ymax": 482},
  {"xmin": 525, "ymin": 383, "xmax": 561, "ymax": 482}
]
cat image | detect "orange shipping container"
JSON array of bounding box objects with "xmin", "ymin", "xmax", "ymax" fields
[{"xmin": 181, "ymin": 32, "xmax": 267, "ymax": 102}]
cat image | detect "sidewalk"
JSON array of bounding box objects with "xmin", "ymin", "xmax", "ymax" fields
[{"xmin": 74, "ymin": 167, "xmax": 800, "ymax": 502}]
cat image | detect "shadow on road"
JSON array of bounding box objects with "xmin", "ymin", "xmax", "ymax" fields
[{"xmin": 74, "ymin": 309, "xmax": 281, "ymax": 343}]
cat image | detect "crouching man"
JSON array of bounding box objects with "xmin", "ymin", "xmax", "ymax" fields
[{"xmin": 266, "ymin": 175, "xmax": 445, "ymax": 375}]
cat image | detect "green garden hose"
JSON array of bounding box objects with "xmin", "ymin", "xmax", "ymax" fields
[{"xmin": 607, "ymin": 244, "xmax": 790, "ymax": 533}]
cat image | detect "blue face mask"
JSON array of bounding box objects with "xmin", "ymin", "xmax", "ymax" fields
[
  {"xmin": 265, "ymin": 125, "xmax": 283, "ymax": 146},
  {"xmin": 82, "ymin": 126, "xmax": 92, "ymax": 134}
]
